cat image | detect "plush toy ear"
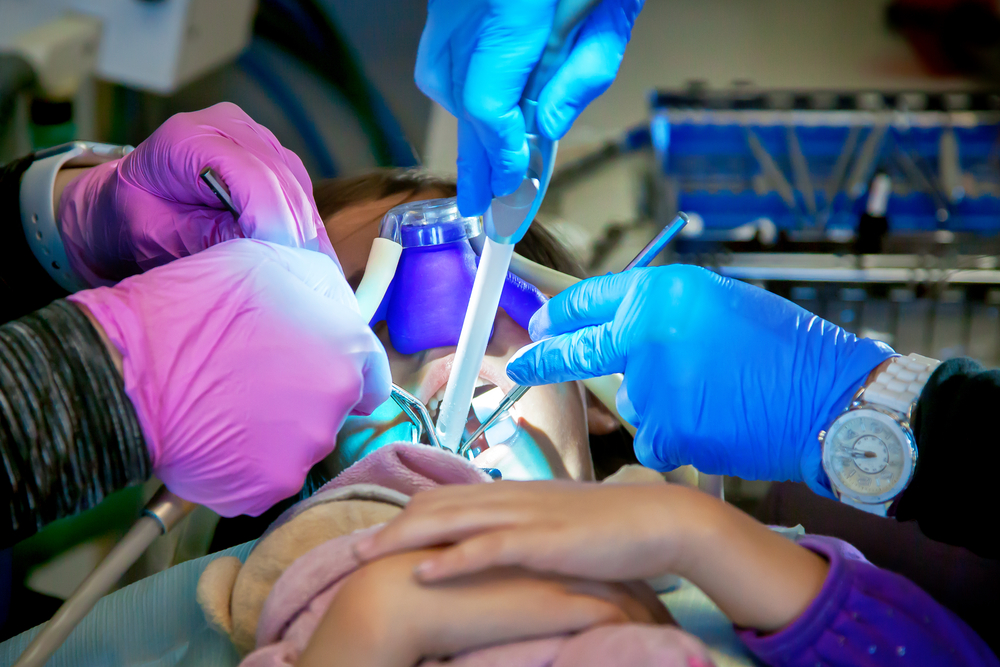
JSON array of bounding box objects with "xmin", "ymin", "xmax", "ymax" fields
[
  {"xmin": 197, "ymin": 556, "xmax": 242, "ymax": 638},
  {"xmin": 602, "ymin": 464, "xmax": 667, "ymax": 485}
]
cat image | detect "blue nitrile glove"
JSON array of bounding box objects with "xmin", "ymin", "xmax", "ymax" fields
[
  {"xmin": 506, "ymin": 265, "xmax": 896, "ymax": 494},
  {"xmin": 416, "ymin": 0, "xmax": 644, "ymax": 216}
]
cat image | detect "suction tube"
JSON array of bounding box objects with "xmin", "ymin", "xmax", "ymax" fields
[
  {"xmin": 434, "ymin": 237, "xmax": 515, "ymax": 452},
  {"xmin": 14, "ymin": 488, "xmax": 196, "ymax": 667}
]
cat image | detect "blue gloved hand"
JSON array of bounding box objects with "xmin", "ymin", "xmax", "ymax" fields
[
  {"xmin": 506, "ymin": 265, "xmax": 895, "ymax": 493},
  {"xmin": 416, "ymin": 0, "xmax": 644, "ymax": 216}
]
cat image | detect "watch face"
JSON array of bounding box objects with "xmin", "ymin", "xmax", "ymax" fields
[{"xmin": 822, "ymin": 409, "xmax": 916, "ymax": 504}]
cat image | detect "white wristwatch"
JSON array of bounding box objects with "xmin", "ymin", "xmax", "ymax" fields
[
  {"xmin": 20, "ymin": 141, "xmax": 132, "ymax": 292},
  {"xmin": 819, "ymin": 353, "xmax": 940, "ymax": 516}
]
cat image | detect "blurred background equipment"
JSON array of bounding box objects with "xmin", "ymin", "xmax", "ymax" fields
[{"xmin": 0, "ymin": 0, "xmax": 418, "ymax": 173}]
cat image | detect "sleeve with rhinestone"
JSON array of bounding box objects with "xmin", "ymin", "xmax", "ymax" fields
[{"xmin": 737, "ymin": 535, "xmax": 998, "ymax": 666}]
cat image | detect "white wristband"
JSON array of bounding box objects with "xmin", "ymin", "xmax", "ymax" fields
[
  {"xmin": 19, "ymin": 141, "xmax": 131, "ymax": 292},
  {"xmin": 862, "ymin": 353, "xmax": 941, "ymax": 415}
]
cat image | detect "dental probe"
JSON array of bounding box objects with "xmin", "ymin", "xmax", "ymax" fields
[
  {"xmin": 622, "ymin": 212, "xmax": 690, "ymax": 270},
  {"xmin": 14, "ymin": 487, "xmax": 196, "ymax": 667},
  {"xmin": 461, "ymin": 213, "xmax": 690, "ymax": 455}
]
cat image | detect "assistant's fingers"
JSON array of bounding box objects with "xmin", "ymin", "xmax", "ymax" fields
[
  {"xmin": 535, "ymin": 0, "xmax": 633, "ymax": 140},
  {"xmin": 528, "ymin": 271, "xmax": 639, "ymax": 340},
  {"xmin": 506, "ymin": 322, "xmax": 623, "ymax": 385},
  {"xmin": 461, "ymin": 3, "xmax": 554, "ymax": 197},
  {"xmin": 278, "ymin": 144, "xmax": 338, "ymax": 262},
  {"xmin": 456, "ymin": 118, "xmax": 494, "ymax": 217}
]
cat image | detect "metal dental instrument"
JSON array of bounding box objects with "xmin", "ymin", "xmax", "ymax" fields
[
  {"xmin": 460, "ymin": 213, "xmax": 690, "ymax": 457},
  {"xmin": 199, "ymin": 166, "xmax": 239, "ymax": 216},
  {"xmin": 433, "ymin": 0, "xmax": 604, "ymax": 453},
  {"xmin": 819, "ymin": 126, "xmax": 861, "ymax": 225},
  {"xmin": 845, "ymin": 124, "xmax": 887, "ymax": 200},
  {"xmin": 14, "ymin": 487, "xmax": 196, "ymax": 667},
  {"xmin": 460, "ymin": 384, "xmax": 531, "ymax": 456},
  {"xmin": 390, "ymin": 383, "xmax": 443, "ymax": 449},
  {"xmin": 623, "ymin": 212, "xmax": 689, "ymax": 270}
]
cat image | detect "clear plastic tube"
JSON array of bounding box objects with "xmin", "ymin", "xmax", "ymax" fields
[{"xmin": 434, "ymin": 236, "xmax": 515, "ymax": 451}]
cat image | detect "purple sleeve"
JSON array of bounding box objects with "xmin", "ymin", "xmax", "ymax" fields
[{"xmin": 737, "ymin": 535, "xmax": 998, "ymax": 667}]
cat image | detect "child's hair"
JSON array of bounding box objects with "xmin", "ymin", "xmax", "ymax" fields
[{"xmin": 313, "ymin": 169, "xmax": 587, "ymax": 280}]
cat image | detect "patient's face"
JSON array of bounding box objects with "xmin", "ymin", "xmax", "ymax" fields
[{"xmin": 323, "ymin": 191, "xmax": 594, "ymax": 481}]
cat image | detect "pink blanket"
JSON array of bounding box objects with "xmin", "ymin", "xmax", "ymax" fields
[{"xmin": 239, "ymin": 444, "xmax": 711, "ymax": 667}]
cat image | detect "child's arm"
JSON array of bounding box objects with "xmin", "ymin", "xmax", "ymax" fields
[
  {"xmin": 356, "ymin": 481, "xmax": 827, "ymax": 630},
  {"xmin": 738, "ymin": 534, "xmax": 1000, "ymax": 667},
  {"xmin": 355, "ymin": 481, "xmax": 999, "ymax": 666}
]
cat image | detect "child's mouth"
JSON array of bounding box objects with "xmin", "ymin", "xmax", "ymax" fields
[{"xmin": 424, "ymin": 377, "xmax": 496, "ymax": 427}]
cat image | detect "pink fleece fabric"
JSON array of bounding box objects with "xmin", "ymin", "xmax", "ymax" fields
[{"xmin": 238, "ymin": 444, "xmax": 711, "ymax": 667}]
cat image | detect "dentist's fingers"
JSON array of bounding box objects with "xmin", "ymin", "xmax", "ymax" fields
[
  {"xmin": 527, "ymin": 271, "xmax": 639, "ymax": 340},
  {"xmin": 506, "ymin": 321, "xmax": 623, "ymax": 385}
]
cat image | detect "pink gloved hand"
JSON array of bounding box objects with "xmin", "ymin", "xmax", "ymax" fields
[
  {"xmin": 68, "ymin": 240, "xmax": 390, "ymax": 516},
  {"xmin": 58, "ymin": 102, "xmax": 335, "ymax": 287}
]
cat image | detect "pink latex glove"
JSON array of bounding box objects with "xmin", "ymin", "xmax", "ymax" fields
[
  {"xmin": 68, "ymin": 239, "xmax": 390, "ymax": 516},
  {"xmin": 58, "ymin": 102, "xmax": 335, "ymax": 287}
]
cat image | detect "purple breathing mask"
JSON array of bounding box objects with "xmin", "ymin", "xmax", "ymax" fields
[{"xmin": 370, "ymin": 198, "xmax": 546, "ymax": 355}]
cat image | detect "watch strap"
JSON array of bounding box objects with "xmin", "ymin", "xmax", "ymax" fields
[
  {"xmin": 862, "ymin": 353, "xmax": 941, "ymax": 415},
  {"xmin": 838, "ymin": 495, "xmax": 889, "ymax": 517},
  {"xmin": 20, "ymin": 141, "xmax": 131, "ymax": 292}
]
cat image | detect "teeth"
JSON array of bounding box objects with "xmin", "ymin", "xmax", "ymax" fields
[{"xmin": 423, "ymin": 378, "xmax": 493, "ymax": 424}]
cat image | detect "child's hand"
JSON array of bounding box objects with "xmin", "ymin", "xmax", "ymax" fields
[
  {"xmin": 355, "ymin": 481, "xmax": 709, "ymax": 583},
  {"xmin": 355, "ymin": 481, "xmax": 831, "ymax": 634},
  {"xmin": 298, "ymin": 548, "xmax": 671, "ymax": 667}
]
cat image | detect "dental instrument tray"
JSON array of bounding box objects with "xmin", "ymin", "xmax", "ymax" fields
[{"xmin": 650, "ymin": 88, "xmax": 1000, "ymax": 236}]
